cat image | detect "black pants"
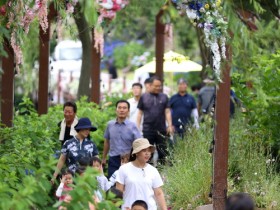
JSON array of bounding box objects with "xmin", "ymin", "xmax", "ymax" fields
[
  {"xmin": 108, "ymin": 155, "xmax": 121, "ymax": 179},
  {"xmin": 143, "ymin": 131, "xmax": 168, "ymax": 165}
]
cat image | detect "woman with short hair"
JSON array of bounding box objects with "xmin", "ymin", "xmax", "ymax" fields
[{"xmin": 52, "ymin": 117, "xmax": 99, "ymax": 182}]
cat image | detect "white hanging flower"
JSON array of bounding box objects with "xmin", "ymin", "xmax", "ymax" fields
[
  {"xmin": 221, "ymin": 36, "xmax": 226, "ymax": 59},
  {"xmin": 186, "ymin": 8, "xmax": 198, "ymax": 20}
]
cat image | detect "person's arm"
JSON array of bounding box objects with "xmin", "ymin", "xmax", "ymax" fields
[
  {"xmin": 52, "ymin": 154, "xmax": 66, "ymax": 183},
  {"xmin": 116, "ymin": 182, "xmax": 125, "ymax": 193},
  {"xmin": 154, "ymin": 187, "xmax": 167, "ymax": 210},
  {"xmin": 191, "ymin": 108, "xmax": 199, "ymax": 129},
  {"xmin": 165, "ymin": 108, "xmax": 174, "ymax": 135},
  {"xmin": 102, "ymin": 139, "xmax": 110, "ymax": 165},
  {"xmin": 55, "ymin": 182, "xmax": 65, "ymax": 197},
  {"xmin": 136, "ymin": 109, "xmax": 143, "ymax": 130}
]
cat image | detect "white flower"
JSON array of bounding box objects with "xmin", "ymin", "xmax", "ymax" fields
[
  {"xmin": 186, "ymin": 9, "xmax": 198, "ymax": 19},
  {"xmin": 199, "ymin": 8, "xmax": 205, "ymax": 13}
]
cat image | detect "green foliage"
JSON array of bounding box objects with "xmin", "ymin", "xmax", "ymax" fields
[
  {"xmin": 80, "ymin": 0, "xmax": 98, "ymax": 27},
  {"xmin": 113, "ymin": 41, "xmax": 150, "ymax": 69},
  {"xmin": 0, "ymin": 96, "xmax": 121, "ymax": 209},
  {"xmin": 231, "ymin": 51, "xmax": 280, "ymax": 157},
  {"xmin": 164, "ymin": 114, "xmax": 280, "ymax": 209},
  {"xmin": 228, "ymin": 114, "xmax": 280, "ymax": 209},
  {"xmin": 163, "ymin": 124, "xmax": 213, "ymax": 208},
  {"xmin": 110, "ymin": 0, "xmax": 165, "ymax": 45}
]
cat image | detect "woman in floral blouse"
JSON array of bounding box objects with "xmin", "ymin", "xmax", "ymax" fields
[{"xmin": 52, "ymin": 118, "xmax": 99, "ymax": 182}]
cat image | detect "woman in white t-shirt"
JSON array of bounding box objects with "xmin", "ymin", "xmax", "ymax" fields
[{"xmin": 116, "ymin": 138, "xmax": 167, "ymax": 210}]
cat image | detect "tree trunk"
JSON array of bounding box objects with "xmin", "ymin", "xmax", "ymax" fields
[{"xmin": 74, "ymin": 7, "xmax": 92, "ymax": 99}]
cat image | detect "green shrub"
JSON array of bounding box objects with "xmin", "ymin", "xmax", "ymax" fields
[
  {"xmin": 163, "ymin": 124, "xmax": 213, "ymax": 209},
  {"xmin": 164, "ymin": 114, "xmax": 280, "ymax": 209},
  {"xmin": 228, "ymin": 114, "xmax": 280, "ymax": 209},
  {"xmin": 0, "ymin": 96, "xmax": 122, "ymax": 209}
]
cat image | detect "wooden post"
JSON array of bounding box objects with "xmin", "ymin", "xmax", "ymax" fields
[
  {"xmin": 38, "ymin": 25, "xmax": 50, "ymax": 115},
  {"xmin": 91, "ymin": 29, "xmax": 101, "ymax": 104},
  {"xmin": 1, "ymin": 40, "xmax": 14, "ymax": 127},
  {"xmin": 155, "ymin": 10, "xmax": 165, "ymax": 81},
  {"xmin": 212, "ymin": 45, "xmax": 232, "ymax": 210},
  {"xmin": 38, "ymin": 3, "xmax": 56, "ymax": 114}
]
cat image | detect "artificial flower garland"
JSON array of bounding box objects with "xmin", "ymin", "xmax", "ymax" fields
[{"xmin": 172, "ymin": 0, "xmax": 228, "ymax": 81}]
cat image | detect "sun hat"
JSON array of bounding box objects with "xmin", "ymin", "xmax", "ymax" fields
[
  {"xmin": 132, "ymin": 138, "xmax": 155, "ymax": 154},
  {"xmin": 74, "ymin": 117, "xmax": 97, "ymax": 132},
  {"xmin": 177, "ymin": 78, "xmax": 188, "ymax": 84}
]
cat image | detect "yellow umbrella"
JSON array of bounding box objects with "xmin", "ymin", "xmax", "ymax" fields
[{"xmin": 135, "ymin": 51, "xmax": 202, "ymax": 73}]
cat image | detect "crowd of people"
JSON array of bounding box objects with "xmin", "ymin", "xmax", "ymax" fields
[{"xmin": 51, "ymin": 76, "xmax": 249, "ymax": 210}]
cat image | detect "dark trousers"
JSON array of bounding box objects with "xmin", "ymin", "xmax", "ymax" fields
[
  {"xmin": 108, "ymin": 155, "xmax": 121, "ymax": 179},
  {"xmin": 143, "ymin": 131, "xmax": 168, "ymax": 165}
]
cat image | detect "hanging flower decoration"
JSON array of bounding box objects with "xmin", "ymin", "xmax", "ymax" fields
[
  {"xmin": 0, "ymin": 0, "xmax": 128, "ymax": 72},
  {"xmin": 0, "ymin": 0, "xmax": 48, "ymax": 73},
  {"xmin": 95, "ymin": 0, "xmax": 129, "ymax": 56},
  {"xmin": 172, "ymin": 0, "xmax": 228, "ymax": 81}
]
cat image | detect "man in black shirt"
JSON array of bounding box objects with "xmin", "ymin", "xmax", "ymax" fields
[{"xmin": 137, "ymin": 76, "xmax": 173, "ymax": 164}]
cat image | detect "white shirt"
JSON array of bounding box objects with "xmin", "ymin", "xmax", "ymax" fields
[
  {"xmin": 97, "ymin": 175, "xmax": 110, "ymax": 191},
  {"xmin": 116, "ymin": 162, "xmax": 163, "ymax": 210},
  {"xmin": 127, "ymin": 97, "xmax": 142, "ymax": 132},
  {"xmin": 108, "ymin": 169, "xmax": 119, "ymax": 188}
]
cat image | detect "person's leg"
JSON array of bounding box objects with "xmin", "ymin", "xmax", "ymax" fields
[
  {"xmin": 155, "ymin": 131, "xmax": 168, "ymax": 165},
  {"xmin": 108, "ymin": 156, "xmax": 121, "ymax": 178}
]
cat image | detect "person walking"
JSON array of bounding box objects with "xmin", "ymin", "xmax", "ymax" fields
[
  {"xmin": 127, "ymin": 83, "xmax": 143, "ymax": 130},
  {"xmin": 116, "ymin": 138, "xmax": 167, "ymax": 210},
  {"xmin": 137, "ymin": 76, "xmax": 173, "ymax": 165},
  {"xmin": 52, "ymin": 118, "xmax": 99, "ymax": 182},
  {"xmin": 58, "ymin": 101, "xmax": 79, "ymax": 146},
  {"xmin": 169, "ymin": 78, "xmax": 199, "ymax": 136},
  {"xmin": 197, "ymin": 78, "xmax": 216, "ymax": 116},
  {"xmin": 102, "ymin": 100, "xmax": 141, "ymax": 178}
]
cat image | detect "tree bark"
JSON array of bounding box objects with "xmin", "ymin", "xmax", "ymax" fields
[{"xmin": 74, "ymin": 7, "xmax": 92, "ymax": 99}]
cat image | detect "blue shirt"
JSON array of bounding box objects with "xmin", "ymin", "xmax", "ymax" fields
[
  {"xmin": 61, "ymin": 136, "xmax": 99, "ymax": 172},
  {"xmin": 104, "ymin": 119, "xmax": 141, "ymax": 156},
  {"xmin": 138, "ymin": 92, "xmax": 170, "ymax": 132},
  {"xmin": 169, "ymin": 93, "xmax": 197, "ymax": 128}
]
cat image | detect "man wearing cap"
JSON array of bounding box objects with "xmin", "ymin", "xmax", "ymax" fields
[
  {"xmin": 52, "ymin": 117, "xmax": 99, "ymax": 181},
  {"xmin": 137, "ymin": 76, "xmax": 173, "ymax": 165},
  {"xmin": 169, "ymin": 78, "xmax": 199, "ymax": 136},
  {"xmin": 102, "ymin": 100, "xmax": 141, "ymax": 178}
]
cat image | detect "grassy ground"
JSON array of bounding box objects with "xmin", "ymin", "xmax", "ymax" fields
[{"xmin": 163, "ymin": 114, "xmax": 280, "ymax": 209}]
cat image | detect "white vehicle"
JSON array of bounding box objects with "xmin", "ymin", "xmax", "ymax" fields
[{"xmin": 50, "ymin": 40, "xmax": 82, "ymax": 104}]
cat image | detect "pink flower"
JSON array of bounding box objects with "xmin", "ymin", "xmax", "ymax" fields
[
  {"xmin": 11, "ymin": 31, "xmax": 23, "ymax": 71},
  {"xmin": 37, "ymin": 0, "xmax": 48, "ymax": 32},
  {"xmin": 94, "ymin": 28, "xmax": 104, "ymax": 57},
  {"xmin": 66, "ymin": 3, "xmax": 74, "ymax": 13},
  {"xmin": 22, "ymin": 9, "xmax": 35, "ymax": 33},
  {"xmin": 0, "ymin": 5, "xmax": 6, "ymax": 16}
]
